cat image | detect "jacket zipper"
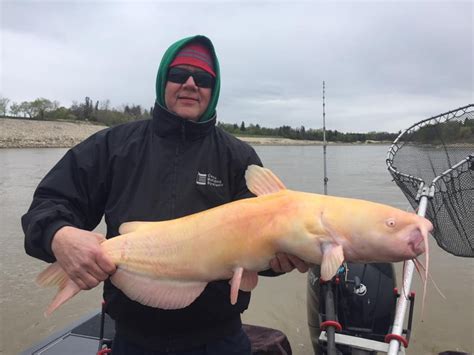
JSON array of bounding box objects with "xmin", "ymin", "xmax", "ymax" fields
[{"xmin": 171, "ymin": 123, "xmax": 186, "ymax": 217}]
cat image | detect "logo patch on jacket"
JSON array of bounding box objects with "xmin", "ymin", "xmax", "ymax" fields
[{"xmin": 196, "ymin": 172, "xmax": 223, "ymax": 187}]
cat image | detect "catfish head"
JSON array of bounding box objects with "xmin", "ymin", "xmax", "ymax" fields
[{"xmin": 320, "ymin": 198, "xmax": 433, "ymax": 264}]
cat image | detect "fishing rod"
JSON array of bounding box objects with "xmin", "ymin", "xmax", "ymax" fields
[
  {"xmin": 317, "ymin": 83, "xmax": 399, "ymax": 355},
  {"xmin": 320, "ymin": 81, "xmax": 338, "ymax": 355},
  {"xmin": 322, "ymin": 81, "xmax": 328, "ymax": 195}
]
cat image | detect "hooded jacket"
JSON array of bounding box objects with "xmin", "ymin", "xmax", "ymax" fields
[{"xmin": 22, "ymin": 35, "xmax": 263, "ymax": 350}]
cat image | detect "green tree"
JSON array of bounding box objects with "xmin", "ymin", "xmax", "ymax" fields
[
  {"xmin": 19, "ymin": 101, "xmax": 35, "ymax": 118},
  {"xmin": 100, "ymin": 99, "xmax": 111, "ymax": 111},
  {"xmin": 84, "ymin": 97, "xmax": 93, "ymax": 120},
  {"xmin": 30, "ymin": 98, "xmax": 55, "ymax": 119},
  {"xmin": 0, "ymin": 96, "xmax": 10, "ymax": 116},
  {"xmin": 9, "ymin": 102, "xmax": 21, "ymax": 116},
  {"xmin": 49, "ymin": 106, "xmax": 74, "ymax": 121}
]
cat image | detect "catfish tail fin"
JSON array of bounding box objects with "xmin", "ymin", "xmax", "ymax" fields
[{"xmin": 37, "ymin": 262, "xmax": 81, "ymax": 317}]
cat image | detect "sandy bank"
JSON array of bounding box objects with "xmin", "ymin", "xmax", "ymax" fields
[
  {"xmin": 236, "ymin": 135, "xmax": 323, "ymax": 145},
  {"xmin": 0, "ymin": 118, "xmax": 107, "ymax": 148},
  {"xmin": 0, "ymin": 118, "xmax": 323, "ymax": 148}
]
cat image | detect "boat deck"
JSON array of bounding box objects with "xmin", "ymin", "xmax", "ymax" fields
[
  {"xmin": 21, "ymin": 311, "xmax": 292, "ymax": 355},
  {"xmin": 21, "ymin": 311, "xmax": 114, "ymax": 355}
]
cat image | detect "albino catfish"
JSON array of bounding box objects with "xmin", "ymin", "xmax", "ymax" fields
[{"xmin": 37, "ymin": 165, "xmax": 432, "ymax": 316}]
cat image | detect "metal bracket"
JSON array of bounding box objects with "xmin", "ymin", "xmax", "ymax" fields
[{"xmin": 415, "ymin": 184, "xmax": 434, "ymax": 201}]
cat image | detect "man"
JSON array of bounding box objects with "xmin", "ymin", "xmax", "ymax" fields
[{"xmin": 22, "ymin": 35, "xmax": 308, "ymax": 354}]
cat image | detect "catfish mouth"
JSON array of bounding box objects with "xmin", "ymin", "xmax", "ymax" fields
[
  {"xmin": 407, "ymin": 218, "xmax": 432, "ymax": 257},
  {"xmin": 408, "ymin": 227, "xmax": 425, "ymax": 255}
]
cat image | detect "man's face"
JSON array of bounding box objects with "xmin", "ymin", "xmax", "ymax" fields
[{"xmin": 164, "ymin": 65, "xmax": 212, "ymax": 121}]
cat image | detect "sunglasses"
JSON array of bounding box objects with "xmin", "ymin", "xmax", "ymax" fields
[{"xmin": 167, "ymin": 68, "xmax": 215, "ymax": 89}]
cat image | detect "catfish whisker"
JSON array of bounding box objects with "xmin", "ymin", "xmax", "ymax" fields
[{"xmin": 413, "ymin": 257, "xmax": 446, "ymax": 300}]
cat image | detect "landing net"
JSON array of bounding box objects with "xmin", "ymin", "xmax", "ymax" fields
[{"xmin": 386, "ymin": 104, "xmax": 474, "ymax": 257}]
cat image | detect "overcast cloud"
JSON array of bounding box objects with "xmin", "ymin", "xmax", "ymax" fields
[{"xmin": 1, "ymin": 0, "xmax": 473, "ymax": 132}]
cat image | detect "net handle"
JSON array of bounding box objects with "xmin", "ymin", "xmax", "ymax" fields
[{"xmin": 387, "ymin": 195, "xmax": 430, "ymax": 355}]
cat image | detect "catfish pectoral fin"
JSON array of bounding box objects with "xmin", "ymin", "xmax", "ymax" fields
[
  {"xmin": 229, "ymin": 267, "xmax": 259, "ymax": 305},
  {"xmin": 229, "ymin": 267, "xmax": 244, "ymax": 305},
  {"xmin": 320, "ymin": 244, "xmax": 344, "ymax": 281}
]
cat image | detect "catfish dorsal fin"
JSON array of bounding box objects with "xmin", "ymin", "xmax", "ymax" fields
[{"xmin": 245, "ymin": 165, "xmax": 286, "ymax": 196}]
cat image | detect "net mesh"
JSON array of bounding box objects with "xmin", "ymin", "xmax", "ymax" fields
[{"xmin": 387, "ymin": 104, "xmax": 474, "ymax": 257}]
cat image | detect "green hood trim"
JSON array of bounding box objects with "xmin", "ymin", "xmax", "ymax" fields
[{"xmin": 155, "ymin": 35, "xmax": 221, "ymax": 122}]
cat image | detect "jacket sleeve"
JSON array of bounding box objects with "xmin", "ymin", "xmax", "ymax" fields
[{"xmin": 21, "ymin": 133, "xmax": 109, "ymax": 263}]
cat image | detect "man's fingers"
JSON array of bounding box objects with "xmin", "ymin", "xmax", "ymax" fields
[
  {"xmin": 70, "ymin": 265, "xmax": 106, "ymax": 290},
  {"xmin": 96, "ymin": 253, "xmax": 117, "ymax": 275},
  {"xmin": 65, "ymin": 257, "xmax": 110, "ymax": 290},
  {"xmin": 269, "ymin": 253, "xmax": 310, "ymax": 273},
  {"xmin": 50, "ymin": 227, "xmax": 114, "ymax": 290},
  {"xmin": 269, "ymin": 257, "xmax": 281, "ymax": 272},
  {"xmin": 83, "ymin": 273, "xmax": 101, "ymax": 289},
  {"xmin": 71, "ymin": 277, "xmax": 88, "ymax": 290},
  {"xmin": 71, "ymin": 273, "xmax": 98, "ymax": 290},
  {"xmin": 276, "ymin": 253, "xmax": 293, "ymax": 273},
  {"xmin": 93, "ymin": 233, "xmax": 107, "ymax": 243},
  {"xmin": 87, "ymin": 264, "xmax": 109, "ymax": 283},
  {"xmin": 287, "ymin": 254, "xmax": 309, "ymax": 273},
  {"xmin": 93, "ymin": 234, "xmax": 116, "ymax": 275}
]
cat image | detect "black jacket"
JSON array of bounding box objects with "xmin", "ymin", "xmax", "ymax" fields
[{"xmin": 22, "ymin": 103, "xmax": 263, "ymax": 350}]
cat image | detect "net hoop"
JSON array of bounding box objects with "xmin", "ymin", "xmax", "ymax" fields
[{"xmin": 386, "ymin": 104, "xmax": 473, "ymax": 257}]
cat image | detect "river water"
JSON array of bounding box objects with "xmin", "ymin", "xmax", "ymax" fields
[{"xmin": 0, "ymin": 146, "xmax": 472, "ymax": 354}]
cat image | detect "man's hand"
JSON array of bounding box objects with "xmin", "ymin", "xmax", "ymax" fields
[
  {"xmin": 51, "ymin": 226, "xmax": 116, "ymax": 290},
  {"xmin": 269, "ymin": 253, "xmax": 310, "ymax": 273}
]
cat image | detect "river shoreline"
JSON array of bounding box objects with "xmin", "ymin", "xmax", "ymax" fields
[
  {"xmin": 0, "ymin": 118, "xmax": 387, "ymax": 148},
  {"xmin": 0, "ymin": 118, "xmax": 107, "ymax": 148}
]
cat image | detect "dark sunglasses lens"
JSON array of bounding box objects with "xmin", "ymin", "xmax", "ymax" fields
[
  {"xmin": 167, "ymin": 69, "xmax": 188, "ymax": 84},
  {"xmin": 193, "ymin": 72, "xmax": 214, "ymax": 88},
  {"xmin": 167, "ymin": 68, "xmax": 214, "ymax": 88}
]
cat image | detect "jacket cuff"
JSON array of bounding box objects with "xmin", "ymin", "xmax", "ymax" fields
[{"xmin": 43, "ymin": 221, "xmax": 74, "ymax": 258}]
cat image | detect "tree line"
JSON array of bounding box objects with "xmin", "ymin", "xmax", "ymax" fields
[
  {"xmin": 217, "ymin": 121, "xmax": 398, "ymax": 142},
  {"xmin": 218, "ymin": 119, "xmax": 473, "ymax": 143},
  {"xmin": 1, "ymin": 96, "xmax": 471, "ymax": 143},
  {"xmin": 0, "ymin": 96, "xmax": 152, "ymax": 127},
  {"xmin": 409, "ymin": 119, "xmax": 474, "ymax": 144}
]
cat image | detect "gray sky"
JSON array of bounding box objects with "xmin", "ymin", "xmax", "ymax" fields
[{"xmin": 1, "ymin": 0, "xmax": 473, "ymax": 132}]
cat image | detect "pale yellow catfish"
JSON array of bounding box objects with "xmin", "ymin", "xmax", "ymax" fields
[{"xmin": 37, "ymin": 165, "xmax": 432, "ymax": 316}]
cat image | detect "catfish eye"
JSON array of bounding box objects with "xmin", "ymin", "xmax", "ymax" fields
[{"xmin": 385, "ymin": 218, "xmax": 396, "ymax": 228}]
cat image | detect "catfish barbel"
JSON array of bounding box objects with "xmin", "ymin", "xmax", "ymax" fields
[{"xmin": 37, "ymin": 165, "xmax": 432, "ymax": 316}]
